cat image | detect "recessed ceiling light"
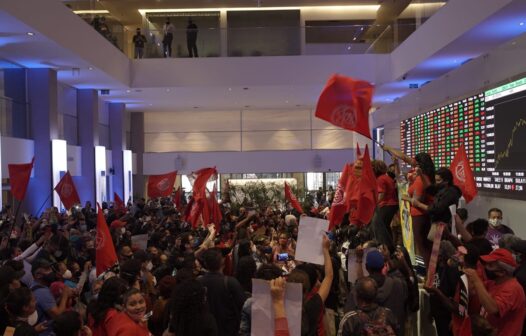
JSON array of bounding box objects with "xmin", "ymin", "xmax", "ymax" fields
[
  {"xmin": 26, "ymin": 32, "xmax": 34, "ymax": 36},
  {"xmin": 512, "ymin": 41, "xmax": 517, "ymax": 45},
  {"xmin": 126, "ymin": 89, "xmax": 131, "ymax": 93},
  {"xmin": 228, "ymin": 88, "xmax": 232, "ymax": 91},
  {"xmin": 88, "ymin": 67, "xmax": 94, "ymax": 70},
  {"xmin": 353, "ymin": 37, "xmax": 357, "ymax": 41},
  {"xmin": 360, "ymin": 27, "xmax": 364, "ymax": 31},
  {"xmin": 520, "ymin": 22, "xmax": 524, "ymax": 26},
  {"xmin": 166, "ymin": 88, "xmax": 171, "ymax": 92},
  {"xmin": 285, "ymin": 100, "xmax": 289, "ymax": 103},
  {"xmin": 149, "ymin": 103, "xmax": 153, "ymax": 106},
  {"xmin": 347, "ymin": 46, "xmax": 351, "ymax": 50}
]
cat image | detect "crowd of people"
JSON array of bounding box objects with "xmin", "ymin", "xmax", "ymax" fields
[{"xmin": 0, "ymin": 149, "xmax": 525, "ymax": 336}]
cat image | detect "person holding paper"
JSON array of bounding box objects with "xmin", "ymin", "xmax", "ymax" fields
[
  {"xmin": 270, "ymin": 277, "xmax": 290, "ymax": 336},
  {"xmin": 288, "ymin": 235, "xmax": 333, "ymax": 336}
]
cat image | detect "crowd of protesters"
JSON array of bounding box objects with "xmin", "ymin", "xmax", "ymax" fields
[{"xmin": 0, "ymin": 149, "xmax": 525, "ymax": 336}]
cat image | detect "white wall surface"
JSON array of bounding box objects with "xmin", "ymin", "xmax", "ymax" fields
[
  {"xmin": 67, "ymin": 145, "xmax": 82, "ymax": 176},
  {"xmin": 143, "ymin": 149, "xmax": 360, "ymax": 175},
  {"xmin": 1, "ymin": 136, "xmax": 34, "ymax": 177}
]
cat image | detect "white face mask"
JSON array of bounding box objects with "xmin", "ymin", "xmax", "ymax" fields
[
  {"xmin": 488, "ymin": 218, "xmax": 502, "ymax": 227},
  {"xmin": 27, "ymin": 310, "xmax": 38, "ymax": 326},
  {"xmin": 146, "ymin": 261, "xmax": 153, "ymax": 271},
  {"xmin": 63, "ymin": 270, "xmax": 72, "ymax": 280},
  {"xmin": 121, "ymin": 227, "xmax": 126, "ymax": 235}
]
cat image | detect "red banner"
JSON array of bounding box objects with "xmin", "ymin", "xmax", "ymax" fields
[
  {"xmin": 96, "ymin": 203, "xmax": 118, "ymax": 276},
  {"xmin": 114, "ymin": 192, "xmax": 126, "ymax": 212},
  {"xmin": 8, "ymin": 158, "xmax": 34, "ymax": 201},
  {"xmin": 315, "ymin": 74, "xmax": 374, "ymax": 139},
  {"xmin": 329, "ymin": 163, "xmax": 351, "ymax": 230},
  {"xmin": 209, "ymin": 183, "xmax": 222, "ymax": 231},
  {"xmin": 173, "ymin": 187, "xmax": 182, "ymax": 210},
  {"xmin": 285, "ymin": 182, "xmax": 303, "ymax": 214},
  {"xmin": 450, "ymin": 144, "xmax": 478, "ymax": 203},
  {"xmin": 54, "ymin": 172, "xmax": 81, "ymax": 210},
  {"xmin": 147, "ymin": 171, "xmax": 177, "ymax": 198}
]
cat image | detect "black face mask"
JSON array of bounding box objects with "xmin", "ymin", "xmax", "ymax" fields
[{"xmin": 485, "ymin": 268, "xmax": 499, "ymax": 280}]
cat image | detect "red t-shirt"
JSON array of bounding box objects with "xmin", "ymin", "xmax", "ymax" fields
[
  {"xmin": 377, "ymin": 174, "xmax": 398, "ymax": 207},
  {"xmin": 408, "ymin": 175, "xmax": 432, "ymax": 217},
  {"xmin": 483, "ymin": 278, "xmax": 526, "ymax": 336},
  {"xmin": 105, "ymin": 311, "xmax": 151, "ymax": 336}
]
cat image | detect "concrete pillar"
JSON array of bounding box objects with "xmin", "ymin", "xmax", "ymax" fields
[
  {"xmin": 109, "ymin": 102, "xmax": 125, "ymax": 200},
  {"xmin": 76, "ymin": 89, "xmax": 99, "ymax": 205},
  {"xmin": 25, "ymin": 69, "xmax": 58, "ymax": 215},
  {"xmin": 130, "ymin": 112, "xmax": 145, "ymax": 198},
  {"xmin": 3, "ymin": 69, "xmax": 28, "ymax": 138}
]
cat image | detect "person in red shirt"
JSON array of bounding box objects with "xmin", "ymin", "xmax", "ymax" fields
[
  {"xmin": 371, "ymin": 160, "xmax": 398, "ymax": 249},
  {"xmin": 463, "ymin": 248, "xmax": 526, "ymax": 336},
  {"xmin": 105, "ymin": 288, "xmax": 151, "ymax": 336}
]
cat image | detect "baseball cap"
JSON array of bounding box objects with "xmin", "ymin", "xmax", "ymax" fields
[
  {"xmin": 365, "ymin": 250, "xmax": 385, "ymax": 271},
  {"xmin": 480, "ymin": 248, "xmax": 517, "ymax": 268},
  {"xmin": 0, "ymin": 266, "xmax": 25, "ymax": 287}
]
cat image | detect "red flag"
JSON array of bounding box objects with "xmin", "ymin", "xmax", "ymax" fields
[
  {"xmin": 187, "ymin": 197, "xmax": 203, "ymax": 228},
  {"xmin": 284, "ymin": 182, "xmax": 303, "ymax": 214},
  {"xmin": 329, "ymin": 163, "xmax": 351, "ymax": 230},
  {"xmin": 173, "ymin": 187, "xmax": 182, "ymax": 210},
  {"xmin": 450, "ymin": 144, "xmax": 477, "ymax": 203},
  {"xmin": 191, "ymin": 167, "xmax": 217, "ymax": 200},
  {"xmin": 8, "ymin": 158, "xmax": 34, "ymax": 201},
  {"xmin": 315, "ymin": 74, "xmax": 374, "ymax": 139},
  {"xmin": 354, "ymin": 145, "xmax": 378, "ymax": 225},
  {"xmin": 147, "ymin": 171, "xmax": 177, "ymax": 198},
  {"xmin": 96, "ymin": 203, "xmax": 118, "ymax": 276},
  {"xmin": 54, "ymin": 172, "xmax": 80, "ymax": 210},
  {"xmin": 114, "ymin": 192, "xmax": 126, "ymax": 212},
  {"xmin": 209, "ymin": 183, "xmax": 223, "ymax": 231}
]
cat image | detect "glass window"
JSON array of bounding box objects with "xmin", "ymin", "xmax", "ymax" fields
[
  {"xmin": 326, "ymin": 172, "xmax": 342, "ymax": 189},
  {"xmin": 182, "ymin": 174, "xmax": 220, "ymax": 192},
  {"xmin": 306, "ymin": 172, "xmax": 323, "ymax": 191}
]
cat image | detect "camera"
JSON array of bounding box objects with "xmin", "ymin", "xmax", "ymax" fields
[{"xmin": 277, "ymin": 253, "xmax": 290, "ymax": 262}]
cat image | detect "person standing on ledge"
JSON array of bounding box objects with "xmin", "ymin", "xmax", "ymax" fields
[
  {"xmin": 163, "ymin": 18, "xmax": 175, "ymax": 58},
  {"xmin": 132, "ymin": 28, "xmax": 147, "ymax": 59},
  {"xmin": 186, "ymin": 18, "xmax": 199, "ymax": 58}
]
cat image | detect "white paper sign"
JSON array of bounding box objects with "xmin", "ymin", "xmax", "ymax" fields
[
  {"xmin": 295, "ymin": 216, "xmax": 329, "ymax": 265},
  {"xmin": 347, "ymin": 248, "xmax": 373, "ymax": 283},
  {"xmin": 131, "ymin": 234, "xmax": 148, "ymax": 250},
  {"xmin": 251, "ymin": 279, "xmax": 303, "ymax": 336},
  {"xmin": 449, "ymin": 204, "xmax": 457, "ymax": 236}
]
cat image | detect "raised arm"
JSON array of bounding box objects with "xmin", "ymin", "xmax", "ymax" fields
[{"xmin": 317, "ymin": 235, "xmax": 334, "ymax": 303}]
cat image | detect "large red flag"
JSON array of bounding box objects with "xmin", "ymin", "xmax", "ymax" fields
[
  {"xmin": 8, "ymin": 158, "xmax": 34, "ymax": 201},
  {"xmin": 114, "ymin": 192, "xmax": 126, "ymax": 212},
  {"xmin": 147, "ymin": 171, "xmax": 177, "ymax": 198},
  {"xmin": 96, "ymin": 203, "xmax": 118, "ymax": 276},
  {"xmin": 354, "ymin": 145, "xmax": 378, "ymax": 226},
  {"xmin": 329, "ymin": 163, "xmax": 351, "ymax": 230},
  {"xmin": 209, "ymin": 183, "xmax": 222, "ymax": 231},
  {"xmin": 315, "ymin": 74, "xmax": 374, "ymax": 139},
  {"xmin": 191, "ymin": 167, "xmax": 217, "ymax": 200},
  {"xmin": 284, "ymin": 182, "xmax": 303, "ymax": 214},
  {"xmin": 173, "ymin": 187, "xmax": 182, "ymax": 210},
  {"xmin": 54, "ymin": 172, "xmax": 80, "ymax": 210},
  {"xmin": 450, "ymin": 144, "xmax": 478, "ymax": 203}
]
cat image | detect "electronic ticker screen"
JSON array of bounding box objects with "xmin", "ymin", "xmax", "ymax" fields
[{"xmin": 400, "ymin": 77, "xmax": 526, "ymax": 200}]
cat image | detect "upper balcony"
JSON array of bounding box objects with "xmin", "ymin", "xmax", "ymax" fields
[{"xmin": 65, "ymin": 1, "xmax": 447, "ymax": 59}]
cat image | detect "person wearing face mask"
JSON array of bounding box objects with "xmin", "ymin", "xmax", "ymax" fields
[
  {"xmin": 0, "ymin": 265, "xmax": 25, "ymax": 334},
  {"xmin": 105, "ymin": 289, "xmax": 151, "ymax": 336},
  {"xmin": 486, "ymin": 208, "xmax": 514, "ymax": 249},
  {"xmin": 5, "ymin": 287, "xmax": 48, "ymax": 336},
  {"xmin": 30, "ymin": 259, "xmax": 73, "ymax": 336},
  {"xmin": 464, "ymin": 248, "xmax": 526, "ymax": 336}
]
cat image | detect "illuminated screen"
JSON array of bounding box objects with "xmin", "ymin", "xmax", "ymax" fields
[{"xmin": 401, "ymin": 77, "xmax": 526, "ymax": 200}]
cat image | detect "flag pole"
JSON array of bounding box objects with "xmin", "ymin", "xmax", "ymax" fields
[
  {"xmin": 7, "ymin": 199, "xmax": 24, "ymax": 243},
  {"xmin": 35, "ymin": 190, "xmax": 54, "ymax": 217}
]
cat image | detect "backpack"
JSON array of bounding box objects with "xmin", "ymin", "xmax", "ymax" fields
[{"xmin": 357, "ymin": 307, "xmax": 396, "ymax": 336}]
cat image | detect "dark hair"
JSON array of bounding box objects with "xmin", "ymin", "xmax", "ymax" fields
[
  {"xmin": 463, "ymin": 243, "xmax": 481, "ymax": 268},
  {"xmin": 488, "ymin": 208, "xmax": 502, "ymax": 217},
  {"xmin": 295, "ymin": 264, "xmax": 318, "ymax": 291},
  {"xmin": 89, "ymin": 277, "xmax": 128, "ymax": 325},
  {"xmin": 237, "ymin": 239, "xmax": 252, "ymax": 258},
  {"xmin": 436, "ymin": 167, "xmax": 454, "ymax": 185},
  {"xmin": 123, "ymin": 288, "xmax": 143, "ymax": 306},
  {"xmin": 414, "ymin": 152, "xmax": 436, "ymax": 184},
  {"xmin": 119, "ymin": 259, "xmax": 142, "ymax": 286},
  {"xmin": 355, "ymin": 277, "xmax": 378, "ymax": 303},
  {"xmin": 371, "ymin": 160, "xmax": 388, "ymax": 177},
  {"xmin": 170, "ymin": 280, "xmax": 207, "ymax": 335},
  {"xmin": 470, "ymin": 219, "xmax": 489, "ymax": 236},
  {"xmin": 288, "ymin": 269, "xmax": 311, "ymax": 295},
  {"xmin": 201, "ymin": 248, "xmax": 223, "ymax": 272},
  {"xmin": 236, "ymin": 256, "xmax": 257, "ymax": 293},
  {"xmin": 53, "ymin": 311, "xmax": 82, "ymax": 336},
  {"xmin": 5, "ymin": 287, "xmax": 33, "ymax": 316},
  {"xmin": 254, "ymin": 264, "xmax": 283, "ymax": 280}
]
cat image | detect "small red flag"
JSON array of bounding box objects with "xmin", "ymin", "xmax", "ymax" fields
[
  {"xmin": 114, "ymin": 192, "xmax": 126, "ymax": 212},
  {"xmin": 173, "ymin": 187, "xmax": 182, "ymax": 210},
  {"xmin": 96, "ymin": 203, "xmax": 118, "ymax": 276},
  {"xmin": 329, "ymin": 163, "xmax": 351, "ymax": 230},
  {"xmin": 209, "ymin": 183, "xmax": 223, "ymax": 232},
  {"xmin": 54, "ymin": 172, "xmax": 81, "ymax": 210},
  {"xmin": 147, "ymin": 171, "xmax": 177, "ymax": 198},
  {"xmin": 315, "ymin": 74, "xmax": 374, "ymax": 139},
  {"xmin": 191, "ymin": 167, "xmax": 217, "ymax": 201},
  {"xmin": 284, "ymin": 182, "xmax": 303, "ymax": 214},
  {"xmin": 8, "ymin": 158, "xmax": 34, "ymax": 201},
  {"xmin": 450, "ymin": 144, "xmax": 478, "ymax": 203}
]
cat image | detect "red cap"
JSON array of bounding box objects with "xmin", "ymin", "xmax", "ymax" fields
[
  {"xmin": 480, "ymin": 248, "xmax": 517, "ymax": 268},
  {"xmin": 110, "ymin": 220, "xmax": 126, "ymax": 229}
]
